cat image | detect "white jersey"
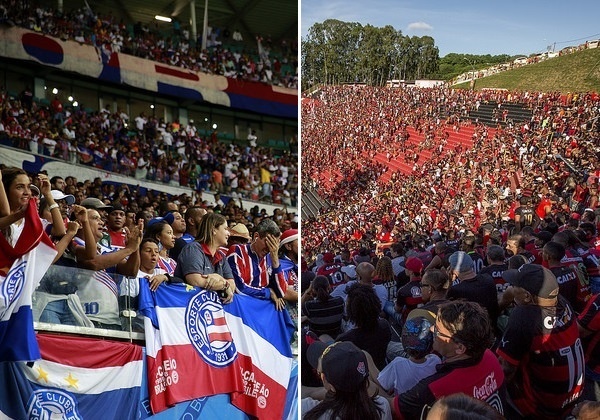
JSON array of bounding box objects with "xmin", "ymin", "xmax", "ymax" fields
[
  {"xmin": 121, "ymin": 268, "xmax": 166, "ymax": 298},
  {"xmin": 377, "ymin": 353, "xmax": 441, "ymax": 395},
  {"xmin": 73, "ymin": 237, "xmax": 122, "ymax": 326}
]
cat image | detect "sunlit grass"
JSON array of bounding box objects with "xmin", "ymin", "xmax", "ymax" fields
[{"xmin": 454, "ymin": 48, "xmax": 600, "ymax": 92}]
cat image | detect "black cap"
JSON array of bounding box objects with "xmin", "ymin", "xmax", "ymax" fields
[
  {"xmin": 502, "ymin": 264, "xmax": 559, "ymax": 299},
  {"xmin": 306, "ymin": 341, "xmax": 368, "ymax": 392},
  {"xmin": 533, "ymin": 230, "xmax": 553, "ymax": 243},
  {"xmin": 110, "ymin": 203, "xmax": 125, "ymax": 213}
]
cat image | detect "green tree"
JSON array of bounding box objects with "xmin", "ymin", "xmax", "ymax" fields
[{"xmin": 302, "ymin": 20, "xmax": 440, "ymax": 89}]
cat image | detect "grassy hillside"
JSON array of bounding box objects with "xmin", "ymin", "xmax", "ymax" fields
[{"xmin": 453, "ymin": 48, "xmax": 600, "ymax": 92}]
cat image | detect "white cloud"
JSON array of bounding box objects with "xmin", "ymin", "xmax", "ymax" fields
[{"xmin": 407, "ymin": 21, "xmax": 433, "ymax": 31}]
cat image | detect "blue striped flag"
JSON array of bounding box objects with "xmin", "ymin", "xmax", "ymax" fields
[
  {"xmin": 0, "ymin": 199, "xmax": 57, "ymax": 361},
  {"xmin": 0, "ymin": 333, "xmax": 144, "ymax": 419}
]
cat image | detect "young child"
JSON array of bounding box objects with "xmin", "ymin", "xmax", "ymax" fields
[
  {"xmin": 377, "ymin": 316, "xmax": 441, "ymax": 396},
  {"xmin": 119, "ymin": 238, "xmax": 169, "ymax": 331}
]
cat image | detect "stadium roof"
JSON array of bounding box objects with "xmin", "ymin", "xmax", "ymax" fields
[{"xmin": 40, "ymin": 0, "xmax": 297, "ymax": 44}]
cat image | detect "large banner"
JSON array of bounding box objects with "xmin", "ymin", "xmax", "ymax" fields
[
  {"xmin": 139, "ymin": 281, "xmax": 295, "ymax": 419},
  {"xmin": 0, "ymin": 27, "xmax": 297, "ymax": 119},
  {"xmin": 0, "ymin": 334, "xmax": 298, "ymax": 420},
  {"xmin": 0, "ymin": 333, "xmax": 144, "ymax": 420},
  {"xmin": 139, "ymin": 283, "xmax": 245, "ymax": 414},
  {"xmin": 224, "ymin": 293, "xmax": 295, "ymax": 420}
]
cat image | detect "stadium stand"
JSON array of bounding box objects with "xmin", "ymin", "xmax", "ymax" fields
[{"xmin": 0, "ymin": 1, "xmax": 298, "ymax": 418}]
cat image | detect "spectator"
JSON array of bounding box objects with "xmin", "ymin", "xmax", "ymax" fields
[
  {"xmin": 426, "ymin": 393, "xmax": 505, "ymax": 420},
  {"xmin": 577, "ymin": 293, "xmax": 600, "ymax": 403},
  {"xmin": 390, "ymin": 243, "xmax": 406, "ymax": 278},
  {"xmin": 227, "ymin": 222, "xmax": 252, "ymax": 247},
  {"xmin": 425, "ymin": 241, "xmax": 451, "ymax": 271},
  {"xmin": 337, "ymin": 283, "xmax": 391, "ymax": 370},
  {"xmin": 479, "ymin": 244, "xmax": 509, "ymax": 296},
  {"xmin": 375, "ymin": 316, "xmax": 441, "ymax": 396},
  {"xmin": 301, "ymin": 275, "xmax": 345, "ymax": 339},
  {"xmin": 227, "ymin": 218, "xmax": 286, "ymax": 309},
  {"xmin": 497, "ymin": 264, "xmax": 584, "ymax": 418},
  {"xmin": 392, "ymin": 257, "xmax": 424, "ymax": 326},
  {"xmin": 372, "ymin": 256, "xmax": 395, "ymax": 297},
  {"xmin": 105, "ymin": 203, "xmax": 127, "ymax": 248},
  {"xmin": 303, "ymin": 340, "xmax": 392, "ymax": 419},
  {"xmin": 279, "ymin": 228, "xmax": 299, "ymax": 297},
  {"xmin": 446, "ymin": 251, "xmax": 499, "ymax": 331},
  {"xmin": 406, "ymin": 268, "xmax": 450, "ymax": 325},
  {"xmin": 170, "ymin": 206, "xmax": 207, "ymax": 261},
  {"xmin": 72, "ymin": 207, "xmax": 142, "ymax": 329},
  {"xmin": 316, "ymin": 252, "xmax": 344, "ymax": 286},
  {"xmin": 144, "ymin": 219, "xmax": 177, "ymax": 275},
  {"xmin": 166, "ymin": 210, "xmax": 186, "ymax": 239},
  {"xmin": 120, "ymin": 237, "xmax": 169, "ymax": 331},
  {"xmin": 543, "ymin": 241, "xmax": 582, "ymax": 312},
  {"xmin": 331, "ymin": 262, "xmax": 388, "ymax": 313},
  {"xmin": 173, "ymin": 212, "xmax": 234, "ymax": 303},
  {"xmin": 391, "ymin": 301, "xmax": 505, "ymax": 418}
]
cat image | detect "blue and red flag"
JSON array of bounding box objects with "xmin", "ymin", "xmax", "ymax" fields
[
  {"xmin": 0, "ymin": 198, "xmax": 57, "ymax": 362},
  {"xmin": 224, "ymin": 294, "xmax": 295, "ymax": 420},
  {"xmin": 0, "ymin": 333, "xmax": 144, "ymax": 419},
  {"xmin": 138, "ymin": 282, "xmax": 245, "ymax": 414},
  {"xmin": 138, "ymin": 281, "xmax": 295, "ymax": 419}
]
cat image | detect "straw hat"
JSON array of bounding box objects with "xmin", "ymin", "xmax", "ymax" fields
[{"xmin": 229, "ymin": 223, "xmax": 251, "ymax": 239}]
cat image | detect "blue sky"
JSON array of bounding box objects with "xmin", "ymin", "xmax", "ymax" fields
[{"xmin": 301, "ymin": 0, "xmax": 600, "ymax": 57}]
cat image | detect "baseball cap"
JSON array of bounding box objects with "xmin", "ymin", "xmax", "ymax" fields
[
  {"xmin": 81, "ymin": 197, "xmax": 113, "ymax": 211},
  {"xmin": 109, "ymin": 202, "xmax": 125, "ymax": 213},
  {"xmin": 306, "ymin": 341, "xmax": 369, "ymax": 392},
  {"xmin": 323, "ymin": 252, "xmax": 335, "ymax": 264},
  {"xmin": 50, "ymin": 190, "xmax": 75, "ymax": 205},
  {"xmin": 229, "ymin": 223, "xmax": 251, "ymax": 240},
  {"xmin": 449, "ymin": 251, "xmax": 474, "ymax": 273},
  {"xmin": 147, "ymin": 217, "xmax": 165, "ymax": 228},
  {"xmin": 163, "ymin": 212, "xmax": 176, "ymax": 225},
  {"xmin": 279, "ymin": 229, "xmax": 298, "ymax": 247},
  {"xmin": 401, "ymin": 317, "xmax": 434, "ymax": 359},
  {"xmin": 405, "ymin": 257, "xmax": 424, "ymax": 273},
  {"xmin": 502, "ymin": 264, "xmax": 559, "ymax": 299},
  {"xmin": 340, "ymin": 265, "xmax": 357, "ymax": 280},
  {"xmin": 570, "ymin": 212, "xmax": 581, "ymax": 220}
]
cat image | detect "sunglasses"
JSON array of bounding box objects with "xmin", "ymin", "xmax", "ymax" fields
[{"xmin": 432, "ymin": 324, "xmax": 462, "ymax": 344}]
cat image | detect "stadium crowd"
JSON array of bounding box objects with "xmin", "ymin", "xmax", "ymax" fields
[
  {"xmin": 300, "ymin": 84, "xmax": 600, "ymax": 419},
  {"xmin": 0, "ymin": 0, "xmax": 298, "ymax": 88},
  {"xmin": 302, "ymin": 85, "xmax": 599, "ymax": 259},
  {"xmin": 0, "ymin": 88, "xmax": 298, "ymax": 206},
  {"xmin": 0, "ymin": 165, "xmax": 298, "ymax": 333}
]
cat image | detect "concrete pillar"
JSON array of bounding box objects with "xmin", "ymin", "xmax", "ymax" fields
[
  {"xmin": 190, "ymin": 1, "xmax": 197, "ymax": 43},
  {"xmin": 201, "ymin": 0, "xmax": 208, "ymax": 50},
  {"xmin": 179, "ymin": 108, "xmax": 188, "ymax": 125},
  {"xmin": 33, "ymin": 77, "xmax": 45, "ymax": 100}
]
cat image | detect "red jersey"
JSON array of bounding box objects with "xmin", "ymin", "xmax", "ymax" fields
[
  {"xmin": 578, "ymin": 293, "xmax": 600, "ymax": 377},
  {"xmin": 497, "ymin": 297, "xmax": 584, "ymax": 418}
]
